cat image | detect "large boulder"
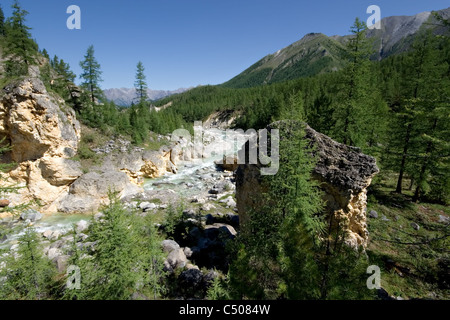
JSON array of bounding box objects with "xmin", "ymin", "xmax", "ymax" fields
[
  {"xmin": 0, "ymin": 78, "xmax": 80, "ymax": 163},
  {"xmin": 57, "ymin": 171, "xmax": 142, "ymax": 213},
  {"xmin": 0, "ymin": 78, "xmax": 81, "ymax": 213},
  {"xmin": 236, "ymin": 121, "xmax": 379, "ymax": 247}
]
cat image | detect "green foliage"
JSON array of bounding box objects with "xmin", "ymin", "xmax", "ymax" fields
[
  {"xmin": 331, "ymin": 18, "xmax": 377, "ymax": 147},
  {"xmin": 0, "ymin": 228, "xmax": 56, "ymax": 300},
  {"xmin": 135, "ymin": 61, "xmax": 148, "ymax": 104},
  {"xmin": 0, "ymin": 4, "xmax": 5, "ymax": 36},
  {"xmin": 163, "ymin": 203, "xmax": 184, "ymax": 237},
  {"xmin": 2, "ymin": 0, "xmax": 38, "ymax": 77},
  {"xmin": 64, "ymin": 194, "xmax": 166, "ymax": 300},
  {"xmin": 206, "ymin": 272, "xmax": 231, "ymax": 300},
  {"xmin": 79, "ymin": 45, "xmax": 103, "ymax": 104},
  {"xmin": 222, "ymin": 34, "xmax": 346, "ymax": 89},
  {"xmin": 382, "ymin": 31, "xmax": 450, "ymax": 202},
  {"xmin": 229, "ymin": 116, "xmax": 326, "ymax": 299}
]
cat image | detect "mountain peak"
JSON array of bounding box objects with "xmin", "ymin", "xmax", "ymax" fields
[
  {"xmin": 103, "ymin": 87, "xmax": 191, "ymax": 106},
  {"xmin": 223, "ymin": 7, "xmax": 450, "ymax": 88}
]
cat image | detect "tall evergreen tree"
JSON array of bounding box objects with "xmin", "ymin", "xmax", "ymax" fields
[
  {"xmin": 135, "ymin": 61, "xmax": 148, "ymax": 104},
  {"xmin": 385, "ymin": 31, "xmax": 449, "ymax": 197},
  {"xmin": 229, "ymin": 97, "xmax": 325, "ymax": 299},
  {"xmin": 0, "ymin": 228, "xmax": 56, "ymax": 300},
  {"xmin": 0, "ymin": 4, "xmax": 5, "ymax": 36},
  {"xmin": 67, "ymin": 195, "xmax": 143, "ymax": 300},
  {"xmin": 331, "ymin": 18, "xmax": 373, "ymax": 147},
  {"xmin": 40, "ymin": 48, "xmax": 49, "ymax": 60},
  {"xmin": 79, "ymin": 45, "xmax": 103, "ymax": 104},
  {"xmin": 2, "ymin": 0, "xmax": 38, "ymax": 76}
]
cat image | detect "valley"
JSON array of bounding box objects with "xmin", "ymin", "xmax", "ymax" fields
[{"xmin": 0, "ymin": 1, "xmax": 448, "ymax": 303}]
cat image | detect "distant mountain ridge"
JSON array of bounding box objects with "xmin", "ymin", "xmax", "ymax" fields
[
  {"xmin": 103, "ymin": 87, "xmax": 191, "ymax": 106},
  {"xmin": 223, "ymin": 7, "xmax": 450, "ymax": 88}
]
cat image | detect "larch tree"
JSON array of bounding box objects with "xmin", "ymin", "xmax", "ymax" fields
[
  {"xmin": 135, "ymin": 61, "xmax": 148, "ymax": 104},
  {"xmin": 0, "ymin": 4, "xmax": 5, "ymax": 36},
  {"xmin": 0, "ymin": 228, "xmax": 56, "ymax": 300},
  {"xmin": 2, "ymin": 0, "xmax": 38, "ymax": 76},
  {"xmin": 79, "ymin": 45, "xmax": 103, "ymax": 104},
  {"xmin": 331, "ymin": 18, "xmax": 373, "ymax": 147}
]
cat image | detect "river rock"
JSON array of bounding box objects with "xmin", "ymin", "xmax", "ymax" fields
[
  {"xmin": 20, "ymin": 209, "xmax": 42, "ymax": 222},
  {"xmin": 369, "ymin": 210, "xmax": 378, "ymax": 219},
  {"xmin": 58, "ymin": 171, "xmax": 142, "ymax": 213},
  {"xmin": 438, "ymin": 215, "xmax": 449, "ymax": 224},
  {"xmin": 0, "ymin": 200, "xmax": 10, "ymax": 207},
  {"xmin": 166, "ymin": 248, "xmax": 187, "ymax": 269},
  {"xmin": 53, "ymin": 255, "xmax": 70, "ymax": 273},
  {"xmin": 140, "ymin": 202, "xmax": 157, "ymax": 211},
  {"xmin": 161, "ymin": 239, "xmax": 180, "ymax": 253},
  {"xmin": 76, "ymin": 220, "xmax": 89, "ymax": 233},
  {"xmin": 47, "ymin": 247, "xmax": 63, "ymax": 260},
  {"xmin": 220, "ymin": 196, "xmax": 236, "ymax": 208}
]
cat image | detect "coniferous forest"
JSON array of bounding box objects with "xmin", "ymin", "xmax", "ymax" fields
[{"xmin": 0, "ymin": 0, "xmax": 448, "ymax": 305}]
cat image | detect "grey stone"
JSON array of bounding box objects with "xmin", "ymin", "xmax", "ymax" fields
[
  {"xmin": 47, "ymin": 248, "xmax": 63, "ymax": 260},
  {"xmin": 411, "ymin": 222, "xmax": 420, "ymax": 231},
  {"xmin": 183, "ymin": 247, "xmax": 193, "ymax": 258},
  {"xmin": 166, "ymin": 248, "xmax": 187, "ymax": 269},
  {"xmin": 53, "ymin": 255, "xmax": 69, "ymax": 273},
  {"xmin": 438, "ymin": 215, "xmax": 449, "ymax": 224},
  {"xmin": 76, "ymin": 220, "xmax": 89, "ymax": 233},
  {"xmin": 369, "ymin": 210, "xmax": 378, "ymax": 219},
  {"xmin": 161, "ymin": 240, "xmax": 180, "ymax": 253},
  {"xmin": 20, "ymin": 209, "xmax": 42, "ymax": 222},
  {"xmin": 140, "ymin": 202, "xmax": 157, "ymax": 211}
]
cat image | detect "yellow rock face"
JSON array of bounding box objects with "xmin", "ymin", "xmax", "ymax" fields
[{"xmin": 0, "ymin": 78, "xmax": 82, "ymax": 213}]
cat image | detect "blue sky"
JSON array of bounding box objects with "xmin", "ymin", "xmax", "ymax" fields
[{"xmin": 2, "ymin": 0, "xmax": 449, "ymax": 90}]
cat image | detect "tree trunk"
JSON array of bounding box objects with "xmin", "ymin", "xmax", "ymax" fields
[
  {"xmin": 396, "ymin": 123, "xmax": 412, "ymax": 194},
  {"xmin": 413, "ymin": 118, "xmax": 438, "ymax": 202}
]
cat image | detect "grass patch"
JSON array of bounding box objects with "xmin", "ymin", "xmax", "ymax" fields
[{"xmin": 366, "ymin": 171, "xmax": 450, "ymax": 299}]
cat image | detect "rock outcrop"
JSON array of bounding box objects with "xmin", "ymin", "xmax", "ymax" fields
[
  {"xmin": 0, "ymin": 78, "xmax": 82, "ymax": 214},
  {"xmin": 235, "ymin": 121, "xmax": 379, "ymax": 247},
  {"xmin": 57, "ymin": 171, "xmax": 142, "ymax": 213}
]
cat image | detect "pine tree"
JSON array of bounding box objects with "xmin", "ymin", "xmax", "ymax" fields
[
  {"xmin": 409, "ymin": 33, "xmax": 450, "ymax": 202},
  {"xmin": 386, "ymin": 31, "xmax": 448, "ymax": 196},
  {"xmin": 69, "ymin": 195, "xmax": 143, "ymax": 300},
  {"xmin": 41, "ymin": 48, "xmax": 49, "ymax": 60},
  {"xmin": 135, "ymin": 61, "xmax": 148, "ymax": 104},
  {"xmin": 0, "ymin": 227, "xmax": 56, "ymax": 300},
  {"xmin": 0, "ymin": 4, "xmax": 5, "ymax": 36},
  {"xmin": 137, "ymin": 214, "xmax": 167, "ymax": 299},
  {"xmin": 331, "ymin": 18, "xmax": 373, "ymax": 147},
  {"xmin": 229, "ymin": 97, "xmax": 325, "ymax": 299},
  {"xmin": 2, "ymin": 0, "xmax": 38, "ymax": 76},
  {"xmin": 79, "ymin": 45, "xmax": 103, "ymax": 104}
]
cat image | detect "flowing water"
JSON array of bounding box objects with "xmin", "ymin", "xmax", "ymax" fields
[{"xmin": 0, "ymin": 128, "xmax": 250, "ymax": 249}]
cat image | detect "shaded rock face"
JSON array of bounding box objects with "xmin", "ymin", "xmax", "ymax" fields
[
  {"xmin": 235, "ymin": 121, "xmax": 379, "ymax": 247},
  {"xmin": 0, "ymin": 78, "xmax": 82, "ymax": 213}
]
